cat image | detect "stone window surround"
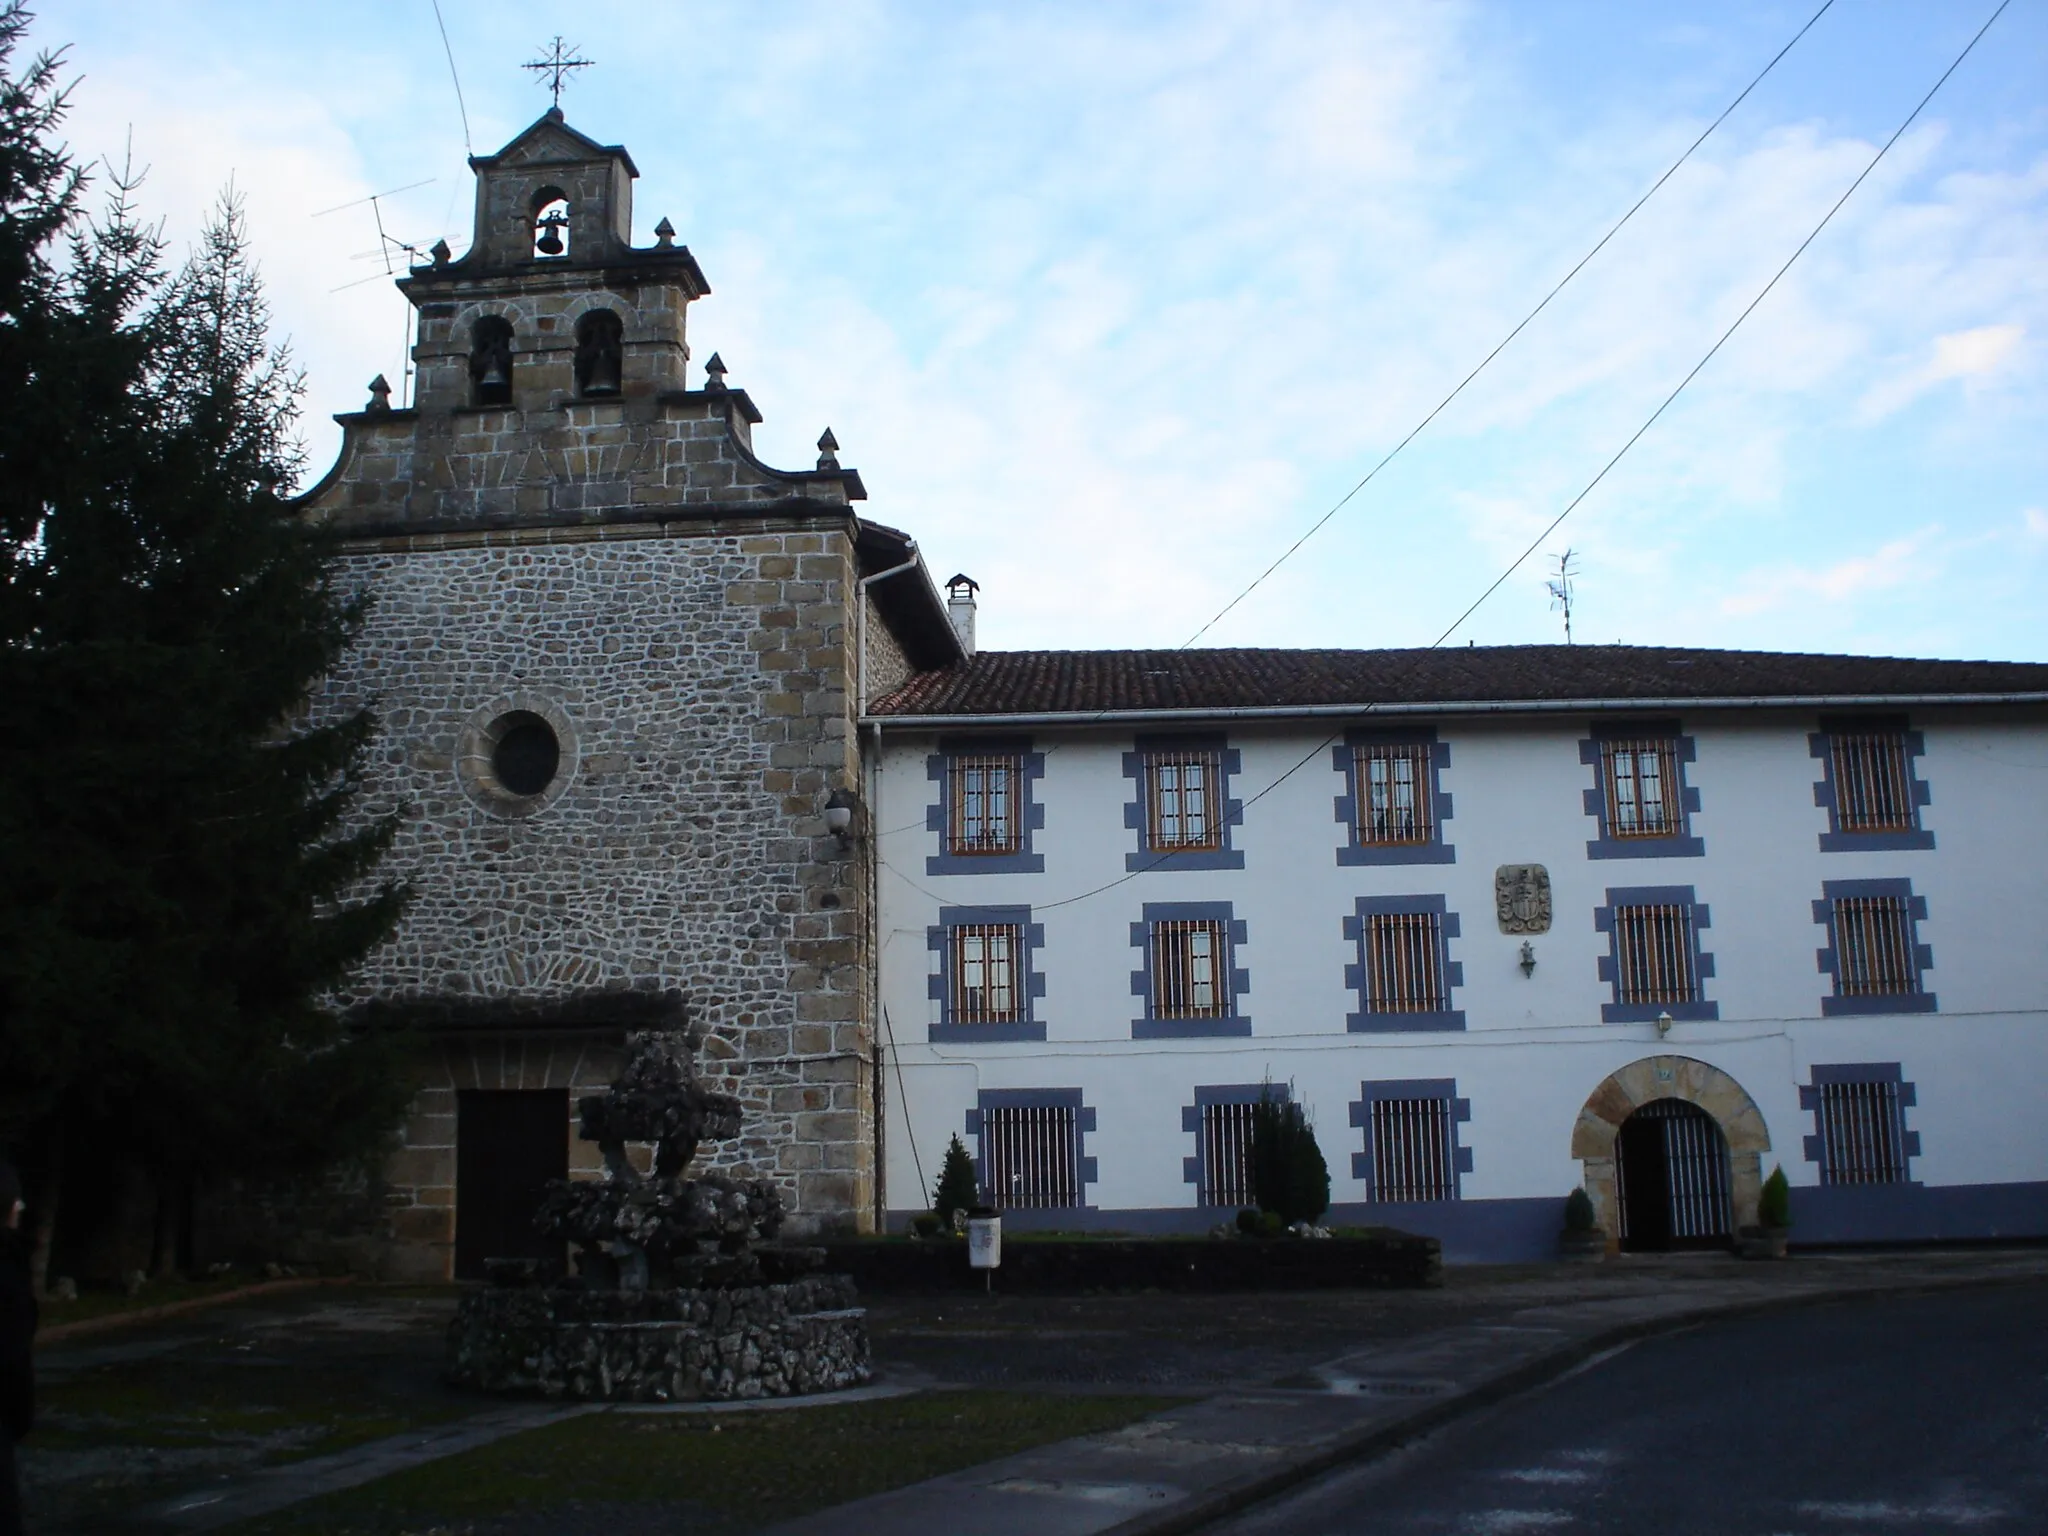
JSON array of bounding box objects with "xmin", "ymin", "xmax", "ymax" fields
[
  {"xmin": 927, "ymin": 904, "xmax": 1047, "ymax": 1043},
  {"xmin": 1810, "ymin": 715, "xmax": 1935, "ymax": 852},
  {"xmin": 964, "ymin": 1088, "xmax": 1098, "ymax": 1209},
  {"xmin": 1331, "ymin": 726, "xmax": 1456, "ymax": 866},
  {"xmin": 1343, "ymin": 894, "xmax": 1467, "ymax": 1033},
  {"xmin": 1181, "ymin": 1082, "xmax": 1290, "ymax": 1204},
  {"xmin": 1123, "ymin": 732, "xmax": 1246, "ymax": 871},
  {"xmin": 456, "ymin": 692, "xmax": 580, "ymax": 818},
  {"xmin": 1130, "ymin": 900, "xmax": 1251, "ymax": 1039},
  {"xmin": 1347, "ymin": 1078, "xmax": 1473, "ymax": 1200},
  {"xmin": 1594, "ymin": 884, "xmax": 1718, "ymax": 1023},
  {"xmin": 1580, "ymin": 718, "xmax": 1705, "ymax": 860},
  {"xmin": 1813, "ymin": 878, "xmax": 1936, "ymax": 1016},
  {"xmin": 925, "ymin": 735, "xmax": 1048, "ymax": 876},
  {"xmin": 1800, "ymin": 1061, "xmax": 1922, "ymax": 1184}
]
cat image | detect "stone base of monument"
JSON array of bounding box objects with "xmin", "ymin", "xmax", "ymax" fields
[{"xmin": 447, "ymin": 1273, "xmax": 871, "ymax": 1402}]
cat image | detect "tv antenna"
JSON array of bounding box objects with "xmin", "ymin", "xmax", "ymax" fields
[
  {"xmin": 1545, "ymin": 548, "xmax": 1580, "ymax": 645},
  {"xmin": 314, "ymin": 179, "xmax": 441, "ymax": 408},
  {"xmin": 525, "ymin": 36, "xmax": 593, "ymax": 106}
]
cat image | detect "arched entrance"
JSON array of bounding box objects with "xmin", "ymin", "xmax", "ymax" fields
[
  {"xmin": 1571, "ymin": 1056, "xmax": 1771, "ymax": 1250},
  {"xmin": 1615, "ymin": 1099, "xmax": 1732, "ymax": 1250}
]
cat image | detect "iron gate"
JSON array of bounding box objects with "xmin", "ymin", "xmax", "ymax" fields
[{"xmin": 1616, "ymin": 1098, "xmax": 1732, "ymax": 1245}]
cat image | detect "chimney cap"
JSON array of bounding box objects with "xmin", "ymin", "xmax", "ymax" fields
[{"xmin": 945, "ymin": 573, "xmax": 979, "ymax": 596}]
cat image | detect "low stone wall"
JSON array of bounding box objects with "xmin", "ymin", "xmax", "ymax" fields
[
  {"xmin": 821, "ymin": 1234, "xmax": 1443, "ymax": 1293},
  {"xmin": 447, "ymin": 1275, "xmax": 870, "ymax": 1402}
]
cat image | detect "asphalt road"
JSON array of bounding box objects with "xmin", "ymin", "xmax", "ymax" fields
[{"xmin": 1207, "ymin": 1280, "xmax": 2048, "ymax": 1535}]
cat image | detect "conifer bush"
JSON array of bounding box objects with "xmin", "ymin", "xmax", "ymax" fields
[
  {"xmin": 931, "ymin": 1134, "xmax": 980, "ymax": 1227},
  {"xmin": 1759, "ymin": 1164, "xmax": 1792, "ymax": 1229},
  {"xmin": 1563, "ymin": 1187, "xmax": 1597, "ymax": 1232},
  {"xmin": 1249, "ymin": 1092, "xmax": 1330, "ymax": 1226}
]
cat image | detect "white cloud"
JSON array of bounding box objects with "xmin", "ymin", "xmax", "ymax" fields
[
  {"xmin": 1857, "ymin": 323, "xmax": 2026, "ymax": 419},
  {"xmin": 1719, "ymin": 527, "xmax": 1942, "ymax": 618}
]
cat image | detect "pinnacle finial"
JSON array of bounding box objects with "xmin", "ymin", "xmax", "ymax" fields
[
  {"xmin": 703, "ymin": 352, "xmax": 728, "ymax": 391},
  {"xmin": 429, "ymin": 238, "xmax": 451, "ymax": 267},
  {"xmin": 653, "ymin": 217, "xmax": 676, "ymax": 248},
  {"xmin": 366, "ymin": 374, "xmax": 392, "ymax": 415},
  {"xmin": 816, "ymin": 428, "xmax": 840, "ymax": 470}
]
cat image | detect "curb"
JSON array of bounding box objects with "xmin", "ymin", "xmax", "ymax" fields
[
  {"xmin": 1097, "ymin": 1266, "xmax": 2047, "ymax": 1536},
  {"xmin": 36, "ymin": 1276, "xmax": 349, "ymax": 1345}
]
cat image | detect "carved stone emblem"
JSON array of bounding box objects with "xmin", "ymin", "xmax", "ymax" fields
[{"xmin": 1495, "ymin": 864, "xmax": 1552, "ymax": 934}]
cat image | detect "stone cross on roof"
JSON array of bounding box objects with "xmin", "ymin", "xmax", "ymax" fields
[{"xmin": 524, "ymin": 36, "xmax": 593, "ymax": 107}]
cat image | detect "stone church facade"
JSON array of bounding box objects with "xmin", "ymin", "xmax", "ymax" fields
[{"xmin": 301, "ymin": 111, "xmax": 959, "ymax": 1280}]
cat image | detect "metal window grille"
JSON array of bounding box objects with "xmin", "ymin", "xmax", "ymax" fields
[
  {"xmin": 1603, "ymin": 739, "xmax": 1680, "ymax": 837},
  {"xmin": 1833, "ymin": 898, "xmax": 1916, "ymax": 997},
  {"xmin": 1356, "ymin": 744, "xmax": 1433, "ymax": 845},
  {"xmin": 947, "ymin": 754, "xmax": 1022, "ymax": 855},
  {"xmin": 1366, "ymin": 1097, "xmax": 1456, "ymax": 1202},
  {"xmin": 1364, "ymin": 913, "xmax": 1447, "ymax": 1013},
  {"xmin": 1197, "ymin": 1101, "xmax": 1259, "ymax": 1207},
  {"xmin": 1612, "ymin": 904, "xmax": 1698, "ymax": 1006},
  {"xmin": 1830, "ymin": 732, "xmax": 1913, "ymax": 833},
  {"xmin": 949, "ymin": 924, "xmax": 1022, "ymax": 1024},
  {"xmin": 978, "ymin": 1104, "xmax": 1079, "ymax": 1209},
  {"xmin": 1148, "ymin": 752, "xmax": 1222, "ymax": 851},
  {"xmin": 1816, "ymin": 1080, "xmax": 1910, "ymax": 1185},
  {"xmin": 1616, "ymin": 1101, "xmax": 1733, "ymax": 1240},
  {"xmin": 1153, "ymin": 920, "xmax": 1228, "ymax": 1018}
]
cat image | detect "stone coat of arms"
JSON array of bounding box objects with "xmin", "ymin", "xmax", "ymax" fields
[{"xmin": 1495, "ymin": 864, "xmax": 1552, "ymax": 934}]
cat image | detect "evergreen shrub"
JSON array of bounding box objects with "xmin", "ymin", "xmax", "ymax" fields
[
  {"xmin": 1563, "ymin": 1188, "xmax": 1597, "ymax": 1232},
  {"xmin": 1759, "ymin": 1164, "xmax": 1792, "ymax": 1229},
  {"xmin": 931, "ymin": 1134, "xmax": 979, "ymax": 1227},
  {"xmin": 1249, "ymin": 1092, "xmax": 1330, "ymax": 1226}
]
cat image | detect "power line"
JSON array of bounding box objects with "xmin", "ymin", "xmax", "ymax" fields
[
  {"xmin": 430, "ymin": 0, "xmax": 473, "ymax": 155},
  {"xmin": 1429, "ymin": 0, "xmax": 2011, "ymax": 648},
  {"xmin": 877, "ymin": 0, "xmax": 2010, "ymax": 923},
  {"xmin": 1178, "ymin": 0, "xmax": 1839, "ymax": 649}
]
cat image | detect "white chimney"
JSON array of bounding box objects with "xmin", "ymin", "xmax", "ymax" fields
[{"xmin": 945, "ymin": 574, "xmax": 979, "ymax": 657}]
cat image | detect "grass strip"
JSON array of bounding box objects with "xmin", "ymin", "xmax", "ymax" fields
[{"xmin": 230, "ymin": 1389, "xmax": 1186, "ymax": 1534}]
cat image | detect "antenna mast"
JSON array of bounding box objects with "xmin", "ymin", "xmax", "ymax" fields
[{"xmin": 1545, "ymin": 548, "xmax": 1580, "ymax": 646}]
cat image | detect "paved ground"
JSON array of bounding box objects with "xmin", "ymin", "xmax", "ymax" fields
[
  {"xmin": 1204, "ymin": 1283, "xmax": 2048, "ymax": 1535},
  {"xmin": 20, "ymin": 1247, "xmax": 2048, "ymax": 1534}
]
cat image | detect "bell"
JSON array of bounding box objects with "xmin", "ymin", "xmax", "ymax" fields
[
  {"xmin": 535, "ymin": 213, "xmax": 567, "ymax": 257},
  {"xmin": 582, "ymin": 348, "xmax": 622, "ymax": 397}
]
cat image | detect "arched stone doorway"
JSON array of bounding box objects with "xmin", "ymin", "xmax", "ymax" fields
[{"xmin": 1571, "ymin": 1056, "xmax": 1770, "ymax": 1249}]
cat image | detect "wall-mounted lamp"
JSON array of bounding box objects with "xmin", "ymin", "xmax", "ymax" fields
[
  {"xmin": 824, "ymin": 787, "xmax": 859, "ymax": 849},
  {"xmin": 1656, "ymin": 1010, "xmax": 1674, "ymax": 1038},
  {"xmin": 1518, "ymin": 940, "xmax": 1537, "ymax": 978}
]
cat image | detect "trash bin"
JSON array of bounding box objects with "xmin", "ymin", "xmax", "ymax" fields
[{"xmin": 966, "ymin": 1207, "xmax": 1001, "ymax": 1283}]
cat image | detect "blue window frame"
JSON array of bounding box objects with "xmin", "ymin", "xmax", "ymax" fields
[
  {"xmin": 1810, "ymin": 716, "xmax": 1933, "ymax": 852},
  {"xmin": 926, "ymin": 736, "xmax": 1047, "ymax": 875},
  {"xmin": 1813, "ymin": 879, "xmax": 1935, "ymax": 1016},
  {"xmin": 1348, "ymin": 1079, "xmax": 1472, "ymax": 1202},
  {"xmin": 1595, "ymin": 885, "xmax": 1717, "ymax": 1022},
  {"xmin": 1123, "ymin": 733, "xmax": 1244, "ymax": 871},
  {"xmin": 966, "ymin": 1089, "xmax": 1096, "ymax": 1210},
  {"xmin": 1332, "ymin": 727, "xmax": 1455, "ymax": 865},
  {"xmin": 927, "ymin": 905, "xmax": 1046, "ymax": 1042},
  {"xmin": 1581, "ymin": 719, "xmax": 1704, "ymax": 860},
  {"xmin": 1343, "ymin": 894, "xmax": 1466, "ymax": 1032},
  {"xmin": 1130, "ymin": 901, "xmax": 1250, "ymax": 1038},
  {"xmin": 1801, "ymin": 1063, "xmax": 1920, "ymax": 1185},
  {"xmin": 1182, "ymin": 1084, "xmax": 1288, "ymax": 1208}
]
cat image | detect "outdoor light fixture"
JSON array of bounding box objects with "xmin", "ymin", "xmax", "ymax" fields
[
  {"xmin": 824, "ymin": 787, "xmax": 858, "ymax": 848},
  {"xmin": 1518, "ymin": 940, "xmax": 1537, "ymax": 978},
  {"xmin": 1656, "ymin": 1010, "xmax": 1674, "ymax": 1038}
]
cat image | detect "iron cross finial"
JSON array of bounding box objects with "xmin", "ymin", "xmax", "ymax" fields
[{"xmin": 524, "ymin": 36, "xmax": 593, "ymax": 107}]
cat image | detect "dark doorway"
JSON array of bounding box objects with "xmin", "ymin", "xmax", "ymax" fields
[
  {"xmin": 455, "ymin": 1089, "xmax": 568, "ymax": 1280},
  {"xmin": 1615, "ymin": 1098, "xmax": 1732, "ymax": 1251}
]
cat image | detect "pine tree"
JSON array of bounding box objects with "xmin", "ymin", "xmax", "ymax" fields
[{"xmin": 0, "ymin": 5, "xmax": 411, "ymax": 1279}]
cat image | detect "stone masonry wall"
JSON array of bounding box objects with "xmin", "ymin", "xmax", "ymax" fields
[
  {"xmin": 321, "ymin": 515, "xmax": 875, "ymax": 1272},
  {"xmin": 863, "ymin": 590, "xmax": 913, "ymax": 707}
]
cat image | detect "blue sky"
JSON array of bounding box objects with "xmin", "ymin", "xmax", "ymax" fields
[{"xmin": 34, "ymin": 1, "xmax": 2047, "ymax": 659}]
